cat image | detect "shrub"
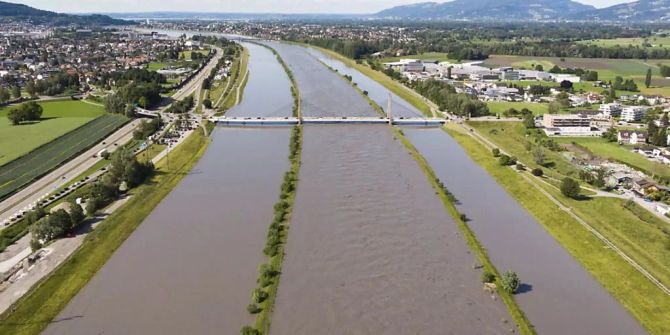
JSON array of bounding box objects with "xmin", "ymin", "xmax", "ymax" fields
[
  {"xmin": 498, "ymin": 154, "xmax": 512, "ymax": 166},
  {"xmin": 560, "ymin": 177, "xmax": 581, "ymax": 199},
  {"xmin": 459, "ymin": 213, "xmax": 468, "ymax": 222},
  {"xmin": 516, "ymin": 163, "xmax": 525, "ymax": 171},
  {"xmin": 531, "ymin": 168, "xmax": 544, "ymax": 177},
  {"xmin": 500, "ymin": 271, "xmax": 520, "ymax": 294},
  {"xmin": 247, "ymin": 303, "xmax": 262, "ymax": 314},
  {"xmin": 492, "ymin": 148, "xmax": 501, "ymax": 157},
  {"xmin": 481, "ymin": 271, "xmax": 496, "ymax": 284},
  {"xmin": 240, "ymin": 326, "xmax": 259, "ymax": 335},
  {"xmin": 253, "ymin": 288, "xmax": 269, "ymax": 304}
]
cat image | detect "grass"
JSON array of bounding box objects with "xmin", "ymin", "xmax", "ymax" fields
[
  {"xmin": 393, "ymin": 126, "xmax": 537, "ymax": 335},
  {"xmin": 0, "ymin": 100, "xmax": 105, "ymax": 165},
  {"xmin": 578, "ymin": 36, "xmax": 670, "ymax": 50},
  {"xmin": 486, "ymin": 55, "xmax": 670, "ymax": 96},
  {"xmin": 468, "ymin": 121, "xmax": 581, "ymax": 179},
  {"xmin": 487, "ymin": 101, "xmax": 550, "ymax": 116},
  {"xmin": 307, "ymin": 44, "xmax": 433, "ymax": 117},
  {"xmin": 0, "ymin": 114, "xmax": 128, "ymax": 200},
  {"xmin": 554, "ymin": 137, "xmax": 670, "ymax": 179},
  {"xmin": 0, "ymin": 126, "xmax": 211, "ymax": 335},
  {"xmin": 445, "ymin": 122, "xmax": 670, "ymax": 334}
]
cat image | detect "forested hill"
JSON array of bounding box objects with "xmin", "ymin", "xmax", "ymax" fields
[
  {"xmin": 376, "ymin": 0, "xmax": 670, "ymax": 22},
  {"xmin": 0, "ymin": 1, "xmax": 131, "ymax": 26}
]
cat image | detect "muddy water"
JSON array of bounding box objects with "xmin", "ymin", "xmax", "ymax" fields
[
  {"xmin": 305, "ymin": 47, "xmax": 424, "ymax": 118},
  {"xmin": 404, "ymin": 128, "xmax": 646, "ymax": 335},
  {"xmin": 43, "ymin": 128, "xmax": 291, "ymax": 335},
  {"xmin": 263, "ymin": 42, "xmax": 378, "ymax": 118},
  {"xmin": 226, "ymin": 42, "xmax": 293, "ymax": 118},
  {"xmin": 270, "ymin": 125, "xmax": 513, "ymax": 335}
]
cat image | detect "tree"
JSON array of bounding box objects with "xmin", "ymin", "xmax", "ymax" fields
[
  {"xmin": 532, "ymin": 146, "xmax": 546, "ymax": 166},
  {"xmin": 492, "ymin": 148, "xmax": 501, "ymax": 157},
  {"xmin": 534, "ymin": 64, "xmax": 544, "ymax": 71},
  {"xmin": 500, "ymin": 271, "xmax": 520, "ymax": 294},
  {"xmin": 138, "ymin": 96, "xmax": 148, "ymax": 109},
  {"xmin": 203, "ymin": 99, "xmax": 212, "ymax": 109},
  {"xmin": 548, "ymin": 101, "xmax": 560, "ymax": 114},
  {"xmin": 25, "ymin": 81, "xmax": 36, "ymax": 97},
  {"xmin": 522, "ymin": 110, "xmax": 535, "ymax": 129},
  {"xmin": 531, "ymin": 168, "xmax": 544, "ymax": 177},
  {"xmin": 105, "ymin": 93, "xmax": 126, "ymax": 114},
  {"xmin": 0, "ymin": 87, "xmax": 10, "ymax": 103},
  {"xmin": 661, "ymin": 113, "xmax": 669, "ymax": 128},
  {"xmin": 657, "ymin": 127, "xmax": 668, "ymax": 147},
  {"xmin": 560, "ymin": 177, "xmax": 581, "ymax": 199},
  {"xmin": 559, "ymin": 80, "xmax": 573, "ymax": 91},
  {"xmin": 69, "ymin": 201, "xmax": 85, "ymax": 226},
  {"xmin": 6, "ymin": 101, "xmax": 42, "ymax": 125},
  {"xmin": 602, "ymin": 127, "xmax": 617, "ymax": 142},
  {"xmin": 645, "ymin": 68, "xmax": 652, "ymax": 88},
  {"xmin": 7, "ymin": 108, "xmax": 22, "ymax": 125},
  {"xmin": 11, "ymin": 85, "xmax": 21, "ymax": 99}
]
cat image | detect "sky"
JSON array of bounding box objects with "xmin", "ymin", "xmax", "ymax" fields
[{"xmin": 6, "ymin": 0, "xmax": 636, "ymax": 14}]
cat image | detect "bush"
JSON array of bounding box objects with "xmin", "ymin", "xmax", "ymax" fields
[
  {"xmin": 240, "ymin": 326, "xmax": 259, "ymax": 335},
  {"xmin": 459, "ymin": 213, "xmax": 468, "ymax": 222},
  {"xmin": 246, "ymin": 303, "xmax": 262, "ymax": 314},
  {"xmin": 492, "ymin": 148, "xmax": 501, "ymax": 157},
  {"xmin": 481, "ymin": 271, "xmax": 496, "ymax": 284},
  {"xmin": 253, "ymin": 288, "xmax": 269, "ymax": 304},
  {"xmin": 516, "ymin": 163, "xmax": 525, "ymax": 171},
  {"xmin": 531, "ymin": 168, "xmax": 544, "ymax": 177},
  {"xmin": 560, "ymin": 177, "xmax": 581, "ymax": 199},
  {"xmin": 500, "ymin": 271, "xmax": 520, "ymax": 294},
  {"xmin": 498, "ymin": 154, "xmax": 512, "ymax": 166}
]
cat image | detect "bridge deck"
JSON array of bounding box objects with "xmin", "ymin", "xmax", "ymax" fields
[{"xmin": 210, "ymin": 116, "xmax": 446, "ymax": 126}]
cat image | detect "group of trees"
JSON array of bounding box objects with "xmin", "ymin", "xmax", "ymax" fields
[
  {"xmin": 612, "ymin": 76, "xmax": 639, "ymax": 92},
  {"xmin": 6, "ymin": 101, "xmax": 43, "ymax": 125},
  {"xmin": 133, "ymin": 118, "xmax": 162, "ymax": 140},
  {"xmin": 548, "ymin": 65, "xmax": 599, "ymax": 81},
  {"xmin": 0, "ymin": 85, "xmax": 21, "ymax": 103},
  {"xmin": 647, "ymin": 112, "xmax": 669, "ymax": 147},
  {"xmin": 30, "ymin": 203, "xmax": 84, "ymax": 248},
  {"xmin": 307, "ymin": 37, "xmax": 390, "ymax": 59},
  {"xmin": 412, "ymin": 79, "xmax": 489, "ymax": 117},
  {"xmin": 32, "ymin": 72, "xmax": 80, "ymax": 96},
  {"xmin": 166, "ymin": 96, "xmax": 194, "ymax": 114},
  {"xmin": 104, "ymin": 82, "xmax": 162, "ymax": 115},
  {"xmin": 86, "ymin": 148, "xmax": 154, "ymax": 215}
]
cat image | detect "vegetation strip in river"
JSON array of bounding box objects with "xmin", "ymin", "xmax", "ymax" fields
[
  {"xmin": 0, "ymin": 127, "xmax": 212, "ymax": 335},
  {"xmin": 443, "ymin": 123, "xmax": 670, "ymax": 334},
  {"xmin": 242, "ymin": 125, "xmax": 302, "ymax": 335},
  {"xmin": 391, "ymin": 126, "xmax": 537, "ymax": 335},
  {"xmin": 249, "ymin": 42, "xmax": 301, "ymax": 118}
]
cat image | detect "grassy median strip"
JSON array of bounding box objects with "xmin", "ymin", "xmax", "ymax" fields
[
  {"xmin": 220, "ymin": 47, "xmax": 249, "ymax": 112},
  {"xmin": 391, "ymin": 126, "xmax": 537, "ymax": 335},
  {"xmin": 241, "ymin": 125, "xmax": 302, "ymax": 335},
  {"xmin": 444, "ymin": 123, "xmax": 670, "ymax": 334},
  {"xmin": 0, "ymin": 127, "xmax": 212, "ymax": 335}
]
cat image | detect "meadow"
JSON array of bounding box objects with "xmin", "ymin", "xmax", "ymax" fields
[
  {"xmin": 0, "ymin": 113, "xmax": 127, "ymax": 200},
  {"xmin": 0, "ymin": 100, "xmax": 105, "ymax": 166}
]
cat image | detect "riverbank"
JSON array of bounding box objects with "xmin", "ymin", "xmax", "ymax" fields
[
  {"xmin": 444, "ymin": 122, "xmax": 670, "ymax": 334},
  {"xmin": 0, "ymin": 126, "xmax": 212, "ymax": 335}
]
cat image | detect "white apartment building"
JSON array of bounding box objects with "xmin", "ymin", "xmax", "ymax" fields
[{"xmin": 621, "ymin": 106, "xmax": 647, "ymax": 122}]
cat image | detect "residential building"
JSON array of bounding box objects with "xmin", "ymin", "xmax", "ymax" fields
[
  {"xmin": 599, "ymin": 103, "xmax": 622, "ymax": 118},
  {"xmin": 617, "ymin": 130, "xmax": 647, "ymax": 145},
  {"xmin": 542, "ymin": 114, "xmax": 592, "ymax": 128},
  {"xmin": 621, "ymin": 106, "xmax": 647, "ymax": 122}
]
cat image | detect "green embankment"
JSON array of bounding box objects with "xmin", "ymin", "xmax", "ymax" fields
[
  {"xmin": 0, "ymin": 126, "xmax": 212, "ymax": 335},
  {"xmin": 220, "ymin": 47, "xmax": 249, "ymax": 112},
  {"xmin": 445, "ymin": 123, "xmax": 670, "ymax": 334},
  {"xmin": 0, "ymin": 114, "xmax": 128, "ymax": 200}
]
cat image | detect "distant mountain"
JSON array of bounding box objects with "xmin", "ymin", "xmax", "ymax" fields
[
  {"xmin": 580, "ymin": 0, "xmax": 670, "ymax": 22},
  {"xmin": 376, "ymin": 0, "xmax": 595, "ymax": 20},
  {"xmin": 0, "ymin": 1, "xmax": 131, "ymax": 26},
  {"xmin": 376, "ymin": 0, "xmax": 670, "ymax": 22}
]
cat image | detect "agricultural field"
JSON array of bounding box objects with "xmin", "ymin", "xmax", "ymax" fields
[
  {"xmin": 486, "ymin": 55, "xmax": 670, "ymax": 96},
  {"xmin": 0, "ymin": 113, "xmax": 128, "ymax": 200},
  {"xmin": 578, "ymin": 35, "xmax": 670, "ymax": 50},
  {"xmin": 0, "ymin": 100, "xmax": 105, "ymax": 166}
]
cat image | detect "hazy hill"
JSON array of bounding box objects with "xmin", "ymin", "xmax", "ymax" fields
[{"xmin": 0, "ymin": 1, "xmax": 131, "ymax": 26}]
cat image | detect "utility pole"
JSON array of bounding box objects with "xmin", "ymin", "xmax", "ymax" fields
[{"xmin": 387, "ymin": 92, "xmax": 393, "ymax": 125}]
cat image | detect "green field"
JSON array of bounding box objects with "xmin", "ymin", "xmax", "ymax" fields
[
  {"xmin": 554, "ymin": 137, "xmax": 670, "ymax": 178},
  {"xmin": 578, "ymin": 36, "xmax": 670, "ymax": 50},
  {"xmin": 486, "ymin": 55, "xmax": 670, "ymax": 96},
  {"xmin": 0, "ymin": 100, "xmax": 105, "ymax": 165},
  {"xmin": 380, "ymin": 52, "xmax": 456, "ymax": 63},
  {"xmin": 487, "ymin": 101, "xmax": 550, "ymax": 116},
  {"xmin": 0, "ymin": 114, "xmax": 127, "ymax": 200}
]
